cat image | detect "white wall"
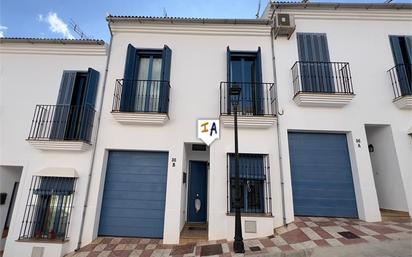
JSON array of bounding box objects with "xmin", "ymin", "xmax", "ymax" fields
[
  {"xmin": 0, "ymin": 42, "xmax": 107, "ymax": 257},
  {"xmin": 81, "ymin": 21, "xmax": 282, "ymax": 245},
  {"xmin": 366, "ymin": 125, "xmax": 409, "ymax": 212},
  {"xmin": 272, "ymin": 7, "xmax": 412, "ymax": 222},
  {"xmin": 0, "ymin": 166, "xmax": 22, "ymax": 251}
]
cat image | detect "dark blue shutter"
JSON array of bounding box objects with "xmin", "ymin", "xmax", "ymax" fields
[
  {"xmin": 34, "ymin": 177, "xmax": 75, "ymax": 196},
  {"xmin": 159, "ymin": 45, "xmax": 172, "ymax": 113},
  {"xmin": 80, "ymin": 68, "xmax": 99, "ymax": 141},
  {"xmin": 229, "ymin": 154, "xmax": 265, "ymax": 180},
  {"xmin": 226, "ymin": 46, "xmax": 232, "ymax": 114},
  {"xmin": 405, "ymin": 36, "xmax": 412, "ymax": 63},
  {"xmin": 255, "ymin": 47, "xmax": 264, "ymax": 115},
  {"xmin": 297, "ymin": 33, "xmax": 334, "ymax": 93},
  {"xmin": 390, "ymin": 36, "xmax": 404, "ymax": 65},
  {"xmin": 50, "ymin": 71, "xmax": 77, "ymax": 139},
  {"xmin": 121, "ymin": 44, "xmax": 139, "ymax": 111}
]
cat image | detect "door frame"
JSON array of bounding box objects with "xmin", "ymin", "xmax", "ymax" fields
[{"xmin": 186, "ymin": 160, "xmax": 208, "ymax": 223}]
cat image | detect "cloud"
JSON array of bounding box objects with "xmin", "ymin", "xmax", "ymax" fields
[
  {"xmin": 0, "ymin": 25, "xmax": 7, "ymax": 38},
  {"xmin": 38, "ymin": 12, "xmax": 74, "ymax": 39}
]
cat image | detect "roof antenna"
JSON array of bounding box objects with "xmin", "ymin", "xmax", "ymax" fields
[
  {"xmin": 163, "ymin": 7, "xmax": 168, "ymax": 17},
  {"xmin": 68, "ymin": 19, "xmax": 91, "ymax": 39},
  {"xmin": 255, "ymin": 0, "xmax": 261, "ymax": 19}
]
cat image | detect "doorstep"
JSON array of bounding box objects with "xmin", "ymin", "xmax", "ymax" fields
[{"xmin": 66, "ymin": 216, "xmax": 412, "ymax": 257}]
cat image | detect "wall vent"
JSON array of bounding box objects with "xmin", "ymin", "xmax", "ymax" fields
[
  {"xmin": 244, "ymin": 220, "xmax": 257, "ymax": 233},
  {"xmin": 31, "ymin": 247, "xmax": 44, "ymax": 257},
  {"xmin": 192, "ymin": 144, "xmax": 207, "ymax": 151}
]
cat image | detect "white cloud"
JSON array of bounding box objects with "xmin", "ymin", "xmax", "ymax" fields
[
  {"xmin": 38, "ymin": 12, "xmax": 74, "ymax": 39},
  {"xmin": 0, "ymin": 25, "xmax": 7, "ymax": 38}
]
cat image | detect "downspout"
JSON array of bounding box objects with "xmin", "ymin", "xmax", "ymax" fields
[
  {"xmin": 76, "ymin": 21, "xmax": 113, "ymax": 250},
  {"xmin": 269, "ymin": 5, "xmax": 287, "ymax": 227}
]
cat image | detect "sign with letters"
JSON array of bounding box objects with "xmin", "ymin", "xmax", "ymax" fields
[{"xmin": 197, "ymin": 119, "xmax": 220, "ymax": 146}]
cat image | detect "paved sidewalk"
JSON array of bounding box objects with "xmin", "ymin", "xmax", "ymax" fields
[{"xmin": 67, "ymin": 217, "xmax": 412, "ymax": 257}]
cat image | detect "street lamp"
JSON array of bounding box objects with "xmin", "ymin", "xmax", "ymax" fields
[{"xmin": 229, "ymin": 84, "xmax": 245, "ymax": 253}]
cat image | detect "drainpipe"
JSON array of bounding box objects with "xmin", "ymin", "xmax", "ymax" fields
[
  {"xmin": 269, "ymin": 4, "xmax": 287, "ymax": 227},
  {"xmin": 76, "ymin": 22, "xmax": 113, "ymax": 251}
]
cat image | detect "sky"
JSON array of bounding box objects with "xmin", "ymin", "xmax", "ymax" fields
[{"xmin": 0, "ymin": 0, "xmax": 411, "ymax": 42}]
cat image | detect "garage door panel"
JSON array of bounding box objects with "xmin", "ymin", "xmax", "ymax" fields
[
  {"xmin": 289, "ymin": 132, "xmax": 358, "ymax": 218},
  {"xmin": 99, "ymin": 151, "xmax": 168, "ymax": 238}
]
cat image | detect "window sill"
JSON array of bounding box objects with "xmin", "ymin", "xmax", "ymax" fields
[
  {"xmin": 220, "ymin": 115, "xmax": 277, "ymax": 129},
  {"xmin": 16, "ymin": 238, "xmax": 69, "ymax": 244},
  {"xmin": 111, "ymin": 111, "xmax": 169, "ymax": 125},
  {"xmin": 226, "ymin": 212, "xmax": 273, "ymax": 218},
  {"xmin": 393, "ymin": 95, "xmax": 412, "ymax": 109},
  {"xmin": 27, "ymin": 139, "xmax": 91, "ymax": 151}
]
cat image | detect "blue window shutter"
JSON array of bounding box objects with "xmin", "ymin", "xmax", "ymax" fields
[
  {"xmin": 390, "ymin": 36, "xmax": 412, "ymax": 96},
  {"xmin": 79, "ymin": 68, "xmax": 99, "ymax": 141},
  {"xmin": 226, "ymin": 46, "xmax": 232, "ymax": 114},
  {"xmin": 50, "ymin": 71, "xmax": 77, "ymax": 139},
  {"xmin": 390, "ymin": 36, "xmax": 404, "ymax": 65},
  {"xmin": 84, "ymin": 68, "xmax": 100, "ymax": 108},
  {"xmin": 121, "ymin": 44, "xmax": 139, "ymax": 111},
  {"xmin": 159, "ymin": 45, "xmax": 172, "ymax": 113},
  {"xmin": 255, "ymin": 47, "xmax": 264, "ymax": 115},
  {"xmin": 405, "ymin": 36, "xmax": 412, "ymax": 63},
  {"xmin": 229, "ymin": 154, "xmax": 265, "ymax": 180}
]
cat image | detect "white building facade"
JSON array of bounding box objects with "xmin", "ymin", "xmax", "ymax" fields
[{"xmin": 0, "ymin": 2, "xmax": 411, "ymax": 257}]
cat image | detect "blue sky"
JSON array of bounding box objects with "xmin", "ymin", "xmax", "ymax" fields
[{"xmin": 0, "ymin": 0, "xmax": 411, "ymax": 42}]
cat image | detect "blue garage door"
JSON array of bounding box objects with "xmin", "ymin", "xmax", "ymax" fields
[
  {"xmin": 99, "ymin": 151, "xmax": 168, "ymax": 238},
  {"xmin": 288, "ymin": 133, "xmax": 358, "ymax": 218}
]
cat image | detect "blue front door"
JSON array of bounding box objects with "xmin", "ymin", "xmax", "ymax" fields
[{"xmin": 187, "ymin": 161, "xmax": 207, "ymax": 223}]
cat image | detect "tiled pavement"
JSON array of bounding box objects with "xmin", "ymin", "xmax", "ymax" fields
[{"xmin": 66, "ymin": 217, "xmax": 412, "ymax": 257}]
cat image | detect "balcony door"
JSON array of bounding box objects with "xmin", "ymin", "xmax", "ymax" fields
[
  {"xmin": 227, "ymin": 47, "xmax": 263, "ymax": 115},
  {"xmin": 389, "ymin": 36, "xmax": 412, "ymax": 96},
  {"xmin": 135, "ymin": 54, "xmax": 162, "ymax": 112},
  {"xmin": 121, "ymin": 44, "xmax": 172, "ymax": 113},
  {"xmin": 297, "ymin": 33, "xmax": 334, "ymax": 93}
]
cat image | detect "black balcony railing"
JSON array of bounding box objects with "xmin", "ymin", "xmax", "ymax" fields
[
  {"xmin": 291, "ymin": 61, "xmax": 354, "ymax": 96},
  {"xmin": 388, "ymin": 64, "xmax": 412, "ymax": 99},
  {"xmin": 112, "ymin": 79, "xmax": 171, "ymax": 114},
  {"xmin": 28, "ymin": 105, "xmax": 95, "ymax": 142},
  {"xmin": 220, "ymin": 82, "xmax": 276, "ymax": 116}
]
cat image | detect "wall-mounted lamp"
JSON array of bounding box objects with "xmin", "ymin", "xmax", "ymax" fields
[
  {"xmin": 0, "ymin": 193, "xmax": 7, "ymax": 205},
  {"xmin": 408, "ymin": 127, "xmax": 412, "ymax": 136},
  {"xmin": 368, "ymin": 144, "xmax": 374, "ymax": 153}
]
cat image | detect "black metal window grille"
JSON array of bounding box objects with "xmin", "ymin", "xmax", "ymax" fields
[
  {"xmin": 19, "ymin": 176, "xmax": 76, "ymax": 241},
  {"xmin": 220, "ymin": 82, "xmax": 276, "ymax": 116},
  {"xmin": 227, "ymin": 154, "xmax": 271, "ymax": 214},
  {"xmin": 28, "ymin": 104, "xmax": 95, "ymax": 142},
  {"xmin": 388, "ymin": 64, "xmax": 412, "ymax": 99},
  {"xmin": 291, "ymin": 61, "xmax": 354, "ymax": 96},
  {"xmin": 112, "ymin": 79, "xmax": 171, "ymax": 114}
]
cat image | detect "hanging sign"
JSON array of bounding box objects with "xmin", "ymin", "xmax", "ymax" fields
[{"xmin": 197, "ymin": 119, "xmax": 220, "ymax": 146}]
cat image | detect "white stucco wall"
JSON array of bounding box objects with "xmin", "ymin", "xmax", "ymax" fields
[
  {"xmin": 271, "ymin": 7, "xmax": 412, "ymax": 222},
  {"xmin": 81, "ymin": 21, "xmax": 282, "ymax": 245},
  {"xmin": 0, "ymin": 42, "xmax": 107, "ymax": 257}
]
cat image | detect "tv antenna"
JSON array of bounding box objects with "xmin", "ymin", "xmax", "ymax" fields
[
  {"xmin": 255, "ymin": 0, "xmax": 261, "ymax": 19},
  {"xmin": 163, "ymin": 8, "xmax": 168, "ymax": 17},
  {"xmin": 68, "ymin": 19, "xmax": 91, "ymax": 39}
]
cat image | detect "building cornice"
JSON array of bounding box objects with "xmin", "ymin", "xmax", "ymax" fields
[
  {"xmin": 109, "ymin": 23, "xmax": 271, "ymax": 37},
  {"xmin": 0, "ymin": 42, "xmax": 108, "ymax": 56}
]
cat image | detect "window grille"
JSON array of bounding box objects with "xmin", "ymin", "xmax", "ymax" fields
[
  {"xmin": 19, "ymin": 176, "xmax": 76, "ymax": 241},
  {"xmin": 227, "ymin": 154, "xmax": 271, "ymax": 214}
]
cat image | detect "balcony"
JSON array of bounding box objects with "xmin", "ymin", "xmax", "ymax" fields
[
  {"xmin": 112, "ymin": 79, "xmax": 170, "ymax": 125},
  {"xmin": 220, "ymin": 82, "xmax": 277, "ymax": 128},
  {"xmin": 291, "ymin": 61, "xmax": 355, "ymax": 107},
  {"xmin": 27, "ymin": 105, "xmax": 95, "ymax": 151},
  {"xmin": 388, "ymin": 64, "xmax": 412, "ymax": 109}
]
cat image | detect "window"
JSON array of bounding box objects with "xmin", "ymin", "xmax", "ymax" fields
[
  {"xmin": 19, "ymin": 176, "xmax": 76, "ymax": 241},
  {"xmin": 389, "ymin": 36, "xmax": 412, "ymax": 96},
  {"xmin": 227, "ymin": 154, "xmax": 271, "ymax": 214},
  {"xmin": 226, "ymin": 47, "xmax": 263, "ymax": 115},
  {"xmin": 120, "ymin": 44, "xmax": 172, "ymax": 113}
]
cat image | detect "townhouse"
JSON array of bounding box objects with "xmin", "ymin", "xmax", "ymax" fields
[{"xmin": 0, "ymin": 2, "xmax": 411, "ymax": 257}]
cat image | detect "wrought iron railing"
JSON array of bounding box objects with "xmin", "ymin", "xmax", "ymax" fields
[
  {"xmin": 291, "ymin": 61, "xmax": 354, "ymax": 96},
  {"xmin": 28, "ymin": 105, "xmax": 95, "ymax": 142},
  {"xmin": 19, "ymin": 176, "xmax": 76, "ymax": 241},
  {"xmin": 388, "ymin": 64, "xmax": 412, "ymax": 99},
  {"xmin": 112, "ymin": 79, "xmax": 171, "ymax": 114},
  {"xmin": 220, "ymin": 82, "xmax": 276, "ymax": 116}
]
